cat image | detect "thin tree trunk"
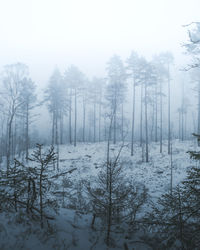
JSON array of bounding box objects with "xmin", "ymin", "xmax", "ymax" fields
[
  {"xmin": 177, "ymin": 187, "xmax": 184, "ymax": 250},
  {"xmin": 106, "ymin": 112, "xmax": 114, "ymax": 246},
  {"xmin": 140, "ymin": 83, "xmax": 143, "ymax": 147},
  {"xmin": 39, "ymin": 165, "xmax": 44, "ymax": 228},
  {"xmin": 88, "ymin": 117, "xmax": 92, "ymax": 142},
  {"xmin": 7, "ymin": 112, "xmax": 14, "ymax": 174},
  {"xmin": 74, "ymin": 88, "xmax": 77, "ymax": 147},
  {"xmin": 113, "ymin": 86, "xmax": 117, "ymax": 144},
  {"xmin": 26, "ymin": 103, "xmax": 29, "ymax": 161},
  {"xmin": 121, "ymin": 103, "xmax": 124, "ymax": 141},
  {"xmin": 104, "ymin": 116, "xmax": 107, "ymax": 141},
  {"xmin": 113, "ymin": 112, "xmax": 116, "ymax": 144},
  {"xmin": 107, "ymin": 165, "xmax": 112, "ymax": 247},
  {"xmin": 150, "ymin": 98, "xmax": 155, "ymax": 141},
  {"xmin": 93, "ymin": 100, "xmax": 96, "ymax": 143},
  {"xmin": 192, "ymin": 112, "xmax": 196, "ymax": 135},
  {"xmin": 181, "ymin": 82, "xmax": 185, "ymax": 141},
  {"xmin": 83, "ymin": 99, "xmax": 86, "ymax": 143},
  {"xmin": 131, "ymin": 79, "xmax": 135, "ymax": 156},
  {"xmin": 160, "ymin": 82, "xmax": 163, "ymax": 153},
  {"xmin": 12, "ymin": 116, "xmax": 17, "ymax": 161},
  {"xmin": 179, "ymin": 110, "xmax": 181, "ymax": 140},
  {"xmin": 181, "ymin": 109, "xmax": 184, "ymax": 141},
  {"xmin": 145, "ymin": 82, "xmax": 149, "ymax": 162},
  {"xmin": 198, "ymin": 81, "xmax": 200, "ymax": 145},
  {"xmin": 55, "ymin": 113, "xmax": 59, "ymax": 171},
  {"xmin": 184, "ymin": 112, "xmax": 187, "ymax": 140},
  {"xmin": 168, "ymin": 63, "xmax": 171, "ymax": 154},
  {"xmin": 0, "ymin": 120, "xmax": 4, "ymax": 163},
  {"xmin": 60, "ymin": 113, "xmax": 63, "ymax": 144},
  {"xmin": 170, "ymin": 140, "xmax": 173, "ymax": 195},
  {"xmin": 14, "ymin": 160, "xmax": 17, "ymax": 211},
  {"xmin": 99, "ymin": 91, "xmax": 102, "ymax": 143},
  {"xmin": 52, "ymin": 112, "xmax": 55, "ymax": 145},
  {"xmin": 69, "ymin": 88, "xmax": 72, "ymax": 144},
  {"xmin": 155, "ymin": 83, "xmax": 158, "ymax": 142}
]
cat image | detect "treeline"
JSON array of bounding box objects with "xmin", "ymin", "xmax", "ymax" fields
[
  {"xmin": 0, "ymin": 22, "xmax": 200, "ymax": 170},
  {"xmin": 0, "ymin": 52, "xmax": 196, "ymax": 169}
]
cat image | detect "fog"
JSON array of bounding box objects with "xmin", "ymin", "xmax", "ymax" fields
[{"xmin": 0, "ymin": 0, "xmax": 199, "ymax": 83}]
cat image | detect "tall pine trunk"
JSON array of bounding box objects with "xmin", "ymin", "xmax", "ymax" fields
[
  {"xmin": 160, "ymin": 81, "xmax": 163, "ymax": 153},
  {"xmin": 55, "ymin": 113, "xmax": 59, "ymax": 171},
  {"xmin": 39, "ymin": 164, "xmax": 44, "ymax": 228},
  {"xmin": 155, "ymin": 83, "xmax": 158, "ymax": 142},
  {"xmin": 178, "ymin": 110, "xmax": 181, "ymax": 140},
  {"xmin": 74, "ymin": 88, "xmax": 77, "ymax": 147},
  {"xmin": 93, "ymin": 100, "xmax": 96, "ymax": 143},
  {"xmin": 144, "ymin": 81, "xmax": 149, "ymax": 162},
  {"xmin": 69, "ymin": 88, "xmax": 72, "ymax": 144},
  {"xmin": 98, "ymin": 91, "xmax": 102, "ymax": 143},
  {"xmin": 83, "ymin": 98, "xmax": 86, "ymax": 143},
  {"xmin": 168, "ymin": 64, "xmax": 171, "ymax": 154},
  {"xmin": 60, "ymin": 113, "xmax": 63, "ymax": 144},
  {"xmin": 52, "ymin": 111, "xmax": 55, "ymax": 145},
  {"xmin": 131, "ymin": 79, "xmax": 135, "ymax": 156},
  {"xmin": 150, "ymin": 97, "xmax": 155, "ymax": 141},
  {"xmin": 121, "ymin": 103, "xmax": 124, "ymax": 141},
  {"xmin": 7, "ymin": 112, "xmax": 14, "ymax": 174},
  {"xmin": 25, "ymin": 102, "xmax": 29, "ymax": 161},
  {"xmin": 198, "ymin": 81, "xmax": 200, "ymax": 145},
  {"xmin": 113, "ymin": 86, "xmax": 117, "ymax": 144},
  {"xmin": 140, "ymin": 83, "xmax": 143, "ymax": 147},
  {"xmin": 181, "ymin": 108, "xmax": 184, "ymax": 141}
]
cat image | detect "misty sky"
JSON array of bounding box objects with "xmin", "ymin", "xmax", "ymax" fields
[{"xmin": 0, "ymin": 0, "xmax": 200, "ymax": 86}]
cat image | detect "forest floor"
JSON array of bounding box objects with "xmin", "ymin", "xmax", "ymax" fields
[{"xmin": 0, "ymin": 139, "xmax": 197, "ymax": 250}]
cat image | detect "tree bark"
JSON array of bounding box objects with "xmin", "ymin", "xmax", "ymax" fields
[
  {"xmin": 52, "ymin": 111, "xmax": 55, "ymax": 145},
  {"xmin": 69, "ymin": 88, "xmax": 72, "ymax": 144},
  {"xmin": 83, "ymin": 98, "xmax": 86, "ymax": 143},
  {"xmin": 198, "ymin": 81, "xmax": 200, "ymax": 145},
  {"xmin": 25, "ymin": 102, "xmax": 29, "ymax": 161},
  {"xmin": 7, "ymin": 111, "xmax": 14, "ymax": 174},
  {"xmin": 93, "ymin": 100, "xmax": 96, "ymax": 143},
  {"xmin": 140, "ymin": 84, "xmax": 143, "ymax": 147},
  {"xmin": 160, "ymin": 81, "xmax": 163, "ymax": 153},
  {"xmin": 155, "ymin": 82, "xmax": 158, "ymax": 142},
  {"xmin": 55, "ymin": 112, "xmax": 59, "ymax": 171},
  {"xmin": 98, "ymin": 90, "xmax": 102, "ymax": 143},
  {"xmin": 121, "ymin": 103, "xmax": 124, "ymax": 141},
  {"xmin": 168, "ymin": 63, "xmax": 171, "ymax": 154},
  {"xmin": 74, "ymin": 88, "xmax": 77, "ymax": 147},
  {"xmin": 144, "ymin": 81, "xmax": 149, "ymax": 162},
  {"xmin": 113, "ymin": 85, "xmax": 117, "ymax": 144},
  {"xmin": 131, "ymin": 79, "xmax": 135, "ymax": 156}
]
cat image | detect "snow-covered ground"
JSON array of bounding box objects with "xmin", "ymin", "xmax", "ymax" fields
[
  {"xmin": 58, "ymin": 139, "xmax": 196, "ymax": 198},
  {"xmin": 0, "ymin": 139, "xmax": 197, "ymax": 250}
]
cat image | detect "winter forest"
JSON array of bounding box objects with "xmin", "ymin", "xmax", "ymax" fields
[{"xmin": 0, "ymin": 0, "xmax": 200, "ymax": 249}]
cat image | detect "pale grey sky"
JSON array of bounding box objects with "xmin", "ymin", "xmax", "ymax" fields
[{"xmin": 0, "ymin": 0, "xmax": 199, "ymax": 85}]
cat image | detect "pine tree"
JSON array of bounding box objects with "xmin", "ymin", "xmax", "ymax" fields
[
  {"xmin": 126, "ymin": 51, "xmax": 140, "ymax": 156},
  {"xmin": 64, "ymin": 65, "xmax": 84, "ymax": 146},
  {"xmin": 28, "ymin": 144, "xmax": 57, "ymax": 228},
  {"xmin": 45, "ymin": 68, "xmax": 67, "ymax": 170},
  {"xmin": 105, "ymin": 55, "xmax": 126, "ymax": 144}
]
